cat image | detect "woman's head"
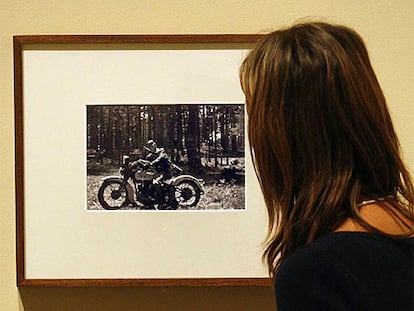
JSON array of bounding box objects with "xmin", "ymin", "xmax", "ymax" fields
[{"xmin": 240, "ymin": 22, "xmax": 414, "ymax": 274}]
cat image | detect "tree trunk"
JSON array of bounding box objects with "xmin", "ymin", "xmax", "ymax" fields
[{"xmin": 185, "ymin": 105, "xmax": 202, "ymax": 172}]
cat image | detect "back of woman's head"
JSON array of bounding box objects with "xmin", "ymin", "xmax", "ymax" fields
[{"xmin": 240, "ymin": 22, "xmax": 414, "ymax": 275}]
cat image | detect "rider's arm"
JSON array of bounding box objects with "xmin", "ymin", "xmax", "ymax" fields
[
  {"xmin": 130, "ymin": 159, "xmax": 150, "ymax": 169},
  {"xmin": 150, "ymin": 149, "xmax": 167, "ymax": 166}
]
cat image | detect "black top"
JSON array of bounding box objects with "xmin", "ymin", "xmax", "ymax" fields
[{"xmin": 275, "ymin": 232, "xmax": 414, "ymax": 311}]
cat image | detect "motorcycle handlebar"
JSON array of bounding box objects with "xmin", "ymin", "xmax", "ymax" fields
[
  {"xmin": 127, "ymin": 159, "xmax": 150, "ymax": 169},
  {"xmin": 126, "ymin": 158, "xmax": 183, "ymax": 173}
]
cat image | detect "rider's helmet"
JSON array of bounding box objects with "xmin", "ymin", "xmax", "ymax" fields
[{"xmin": 145, "ymin": 139, "xmax": 158, "ymax": 154}]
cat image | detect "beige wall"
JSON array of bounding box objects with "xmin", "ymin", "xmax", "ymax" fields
[{"xmin": 1, "ymin": 1, "xmax": 413, "ymax": 310}]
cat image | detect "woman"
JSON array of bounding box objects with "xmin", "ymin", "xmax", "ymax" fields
[{"xmin": 240, "ymin": 22, "xmax": 414, "ymax": 310}]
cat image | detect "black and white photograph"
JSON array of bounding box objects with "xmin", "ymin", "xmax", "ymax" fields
[{"xmin": 87, "ymin": 104, "xmax": 245, "ymax": 211}]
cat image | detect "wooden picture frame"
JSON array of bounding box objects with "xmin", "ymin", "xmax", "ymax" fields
[{"xmin": 14, "ymin": 34, "xmax": 271, "ymax": 287}]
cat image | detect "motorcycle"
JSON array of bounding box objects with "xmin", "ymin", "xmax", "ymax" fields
[{"xmin": 97, "ymin": 156, "xmax": 204, "ymax": 210}]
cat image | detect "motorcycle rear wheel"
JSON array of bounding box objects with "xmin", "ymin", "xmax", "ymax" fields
[{"xmin": 98, "ymin": 180, "xmax": 128, "ymax": 210}]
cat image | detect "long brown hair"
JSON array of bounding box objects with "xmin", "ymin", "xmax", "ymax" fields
[{"xmin": 240, "ymin": 22, "xmax": 414, "ymax": 276}]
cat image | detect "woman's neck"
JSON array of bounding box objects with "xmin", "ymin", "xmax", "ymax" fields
[{"xmin": 334, "ymin": 202, "xmax": 414, "ymax": 236}]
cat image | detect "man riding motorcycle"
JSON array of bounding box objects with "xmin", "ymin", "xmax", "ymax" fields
[
  {"xmin": 97, "ymin": 139, "xmax": 204, "ymax": 210},
  {"xmin": 143, "ymin": 140, "xmax": 172, "ymax": 183},
  {"xmin": 137, "ymin": 140, "xmax": 176, "ymax": 209}
]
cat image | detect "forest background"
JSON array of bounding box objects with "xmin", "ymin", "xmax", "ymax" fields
[{"xmin": 87, "ymin": 104, "xmax": 244, "ymax": 173}]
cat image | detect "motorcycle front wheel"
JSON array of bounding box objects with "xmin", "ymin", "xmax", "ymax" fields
[
  {"xmin": 98, "ymin": 180, "xmax": 128, "ymax": 210},
  {"xmin": 174, "ymin": 180, "xmax": 201, "ymax": 208}
]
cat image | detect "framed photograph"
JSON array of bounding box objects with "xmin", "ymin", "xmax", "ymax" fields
[{"xmin": 14, "ymin": 34, "xmax": 271, "ymax": 287}]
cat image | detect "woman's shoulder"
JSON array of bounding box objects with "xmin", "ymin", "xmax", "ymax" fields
[
  {"xmin": 278, "ymin": 232, "xmax": 413, "ymax": 274},
  {"xmin": 275, "ymin": 232, "xmax": 414, "ymax": 310}
]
